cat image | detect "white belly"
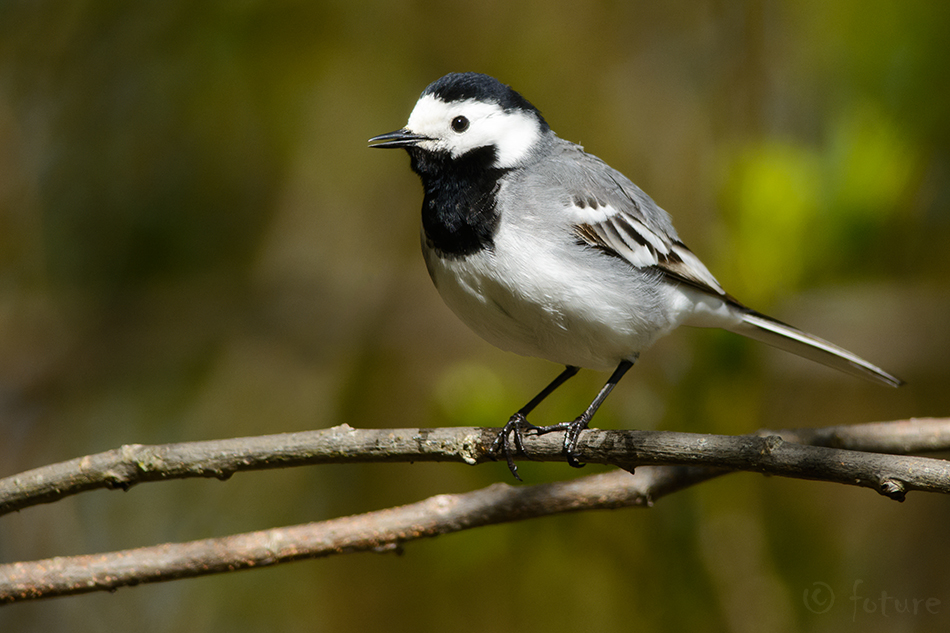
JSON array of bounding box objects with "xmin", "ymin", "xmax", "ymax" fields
[{"xmin": 422, "ymin": 224, "xmax": 693, "ymax": 371}]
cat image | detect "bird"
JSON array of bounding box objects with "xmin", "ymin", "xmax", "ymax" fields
[{"xmin": 368, "ymin": 72, "xmax": 902, "ymax": 479}]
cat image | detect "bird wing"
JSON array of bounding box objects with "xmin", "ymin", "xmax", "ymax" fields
[{"xmin": 559, "ymin": 156, "xmax": 728, "ymax": 298}]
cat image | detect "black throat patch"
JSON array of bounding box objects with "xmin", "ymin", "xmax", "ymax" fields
[{"xmin": 408, "ymin": 145, "xmax": 506, "ymax": 258}]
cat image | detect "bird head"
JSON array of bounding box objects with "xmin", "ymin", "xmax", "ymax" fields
[{"xmin": 369, "ymin": 72, "xmax": 549, "ymax": 170}]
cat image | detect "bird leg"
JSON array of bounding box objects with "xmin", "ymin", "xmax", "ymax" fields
[
  {"xmin": 490, "ymin": 365, "xmax": 579, "ymax": 480},
  {"xmin": 530, "ymin": 359, "xmax": 634, "ymax": 468}
]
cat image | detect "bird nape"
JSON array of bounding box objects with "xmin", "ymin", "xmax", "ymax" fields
[{"xmin": 369, "ymin": 72, "xmax": 902, "ymax": 480}]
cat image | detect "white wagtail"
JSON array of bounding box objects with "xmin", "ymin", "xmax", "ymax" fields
[{"xmin": 369, "ymin": 72, "xmax": 902, "ymax": 479}]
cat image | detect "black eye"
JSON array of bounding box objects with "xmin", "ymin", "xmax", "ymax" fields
[{"xmin": 451, "ymin": 116, "xmax": 470, "ymax": 133}]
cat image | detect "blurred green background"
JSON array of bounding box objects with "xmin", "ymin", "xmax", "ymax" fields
[{"xmin": 1, "ymin": 1, "xmax": 948, "ymax": 631}]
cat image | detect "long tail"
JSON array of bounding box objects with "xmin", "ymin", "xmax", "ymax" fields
[{"xmin": 729, "ymin": 309, "xmax": 903, "ymax": 388}]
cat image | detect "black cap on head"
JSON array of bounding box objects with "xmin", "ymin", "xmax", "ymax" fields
[{"xmin": 422, "ymin": 73, "xmax": 549, "ymax": 130}]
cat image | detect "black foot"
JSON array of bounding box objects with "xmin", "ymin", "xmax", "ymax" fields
[
  {"xmin": 532, "ymin": 417, "xmax": 590, "ymax": 468},
  {"xmin": 490, "ymin": 413, "xmax": 542, "ymax": 481}
]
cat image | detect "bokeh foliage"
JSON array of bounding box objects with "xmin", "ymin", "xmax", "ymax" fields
[{"xmin": 1, "ymin": 1, "xmax": 948, "ymax": 631}]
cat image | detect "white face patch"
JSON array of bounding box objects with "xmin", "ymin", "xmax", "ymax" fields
[{"xmin": 404, "ymin": 94, "xmax": 542, "ymax": 168}]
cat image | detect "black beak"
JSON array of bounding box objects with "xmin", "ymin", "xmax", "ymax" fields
[{"xmin": 368, "ymin": 128, "xmax": 430, "ymax": 149}]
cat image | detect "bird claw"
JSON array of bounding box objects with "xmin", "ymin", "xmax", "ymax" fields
[
  {"xmin": 490, "ymin": 414, "xmax": 590, "ymax": 479},
  {"xmin": 531, "ymin": 417, "xmax": 589, "ymax": 469},
  {"xmin": 562, "ymin": 418, "xmax": 589, "ymax": 468},
  {"xmin": 490, "ymin": 412, "xmax": 540, "ymax": 481}
]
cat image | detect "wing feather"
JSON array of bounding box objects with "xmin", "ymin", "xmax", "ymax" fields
[{"xmin": 572, "ymin": 209, "xmax": 726, "ymax": 296}]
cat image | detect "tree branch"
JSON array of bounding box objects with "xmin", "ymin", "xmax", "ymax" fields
[
  {"xmin": 1, "ymin": 418, "xmax": 948, "ymax": 604},
  {"xmin": 0, "ymin": 467, "xmax": 719, "ymax": 604},
  {"xmin": 1, "ymin": 419, "xmax": 949, "ymax": 518}
]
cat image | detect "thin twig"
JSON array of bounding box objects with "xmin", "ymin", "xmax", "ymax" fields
[{"xmin": 767, "ymin": 417, "xmax": 950, "ymax": 453}]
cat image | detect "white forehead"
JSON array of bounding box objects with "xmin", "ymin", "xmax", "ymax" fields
[{"xmin": 405, "ymin": 94, "xmax": 542, "ymax": 168}]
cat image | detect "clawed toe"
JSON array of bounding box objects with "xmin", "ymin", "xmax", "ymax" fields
[
  {"xmin": 490, "ymin": 413, "xmax": 536, "ymax": 481},
  {"xmin": 490, "ymin": 414, "xmax": 592, "ymax": 479},
  {"xmin": 562, "ymin": 419, "xmax": 588, "ymax": 468}
]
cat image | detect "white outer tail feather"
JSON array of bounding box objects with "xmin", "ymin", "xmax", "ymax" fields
[{"xmin": 731, "ymin": 311, "xmax": 903, "ymax": 388}]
